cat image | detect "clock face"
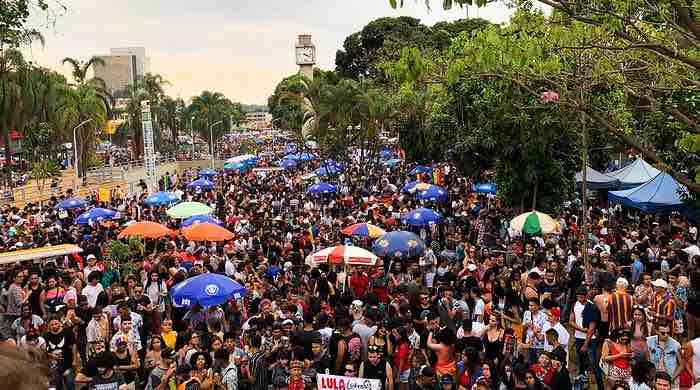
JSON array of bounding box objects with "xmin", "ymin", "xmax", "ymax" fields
[{"xmin": 296, "ymin": 46, "xmax": 314, "ymax": 65}]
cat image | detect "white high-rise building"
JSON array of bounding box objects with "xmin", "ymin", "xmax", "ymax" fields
[{"xmin": 110, "ymin": 47, "xmax": 150, "ymax": 77}]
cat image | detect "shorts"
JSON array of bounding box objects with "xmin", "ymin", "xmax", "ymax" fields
[
  {"xmin": 399, "ymin": 369, "xmax": 410, "ymax": 383},
  {"xmin": 607, "ymin": 365, "xmax": 631, "ymax": 383}
]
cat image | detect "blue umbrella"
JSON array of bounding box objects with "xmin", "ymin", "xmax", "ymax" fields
[
  {"xmin": 379, "ymin": 149, "xmax": 394, "ymax": 159},
  {"xmin": 372, "ymin": 231, "xmax": 426, "ymax": 259},
  {"xmin": 409, "ymin": 165, "xmax": 433, "ymax": 176},
  {"xmin": 307, "ymin": 182, "xmax": 337, "ymax": 195},
  {"xmin": 224, "ymin": 162, "xmax": 249, "ymax": 172},
  {"xmin": 402, "ymin": 208, "xmax": 444, "ymax": 226},
  {"xmin": 284, "ymin": 144, "xmax": 298, "ymax": 154},
  {"xmin": 473, "ymin": 183, "xmax": 497, "ymax": 195},
  {"xmin": 145, "ymin": 191, "xmax": 179, "ymax": 206},
  {"xmin": 315, "ymin": 166, "xmax": 340, "ymax": 177},
  {"xmin": 170, "ymin": 273, "xmax": 247, "ymax": 307},
  {"xmin": 323, "ymin": 159, "xmax": 345, "ymax": 171},
  {"xmin": 402, "ymin": 181, "xmax": 419, "ymax": 194},
  {"xmin": 182, "ymin": 215, "xmax": 224, "ymax": 228},
  {"xmin": 188, "ymin": 178, "xmax": 215, "ymax": 191},
  {"xmin": 417, "ymin": 185, "xmax": 448, "ymax": 202},
  {"xmin": 383, "ymin": 158, "xmax": 402, "ymax": 167},
  {"xmin": 298, "ymin": 152, "xmax": 316, "ymax": 162},
  {"xmin": 283, "ymin": 154, "xmax": 301, "ymax": 161},
  {"xmin": 199, "ymin": 168, "xmax": 219, "ymax": 178},
  {"xmin": 75, "ymin": 208, "xmax": 119, "ymax": 225},
  {"xmin": 55, "ymin": 197, "xmax": 87, "ymax": 210},
  {"xmin": 277, "ymin": 159, "xmax": 298, "ymax": 169},
  {"xmin": 255, "ymin": 139, "xmax": 266, "ymax": 145}
]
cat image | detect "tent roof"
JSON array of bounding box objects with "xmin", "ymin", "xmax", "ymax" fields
[
  {"xmin": 575, "ymin": 166, "xmax": 620, "ymax": 190},
  {"xmin": 607, "ymin": 159, "xmax": 661, "ymax": 187},
  {"xmin": 608, "ymin": 172, "xmax": 689, "ymax": 215}
]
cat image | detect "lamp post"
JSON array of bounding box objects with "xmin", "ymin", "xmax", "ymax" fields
[
  {"xmin": 209, "ymin": 120, "xmax": 223, "ymax": 168},
  {"xmin": 72, "ymin": 118, "xmax": 93, "ymax": 191},
  {"xmin": 190, "ymin": 116, "xmax": 195, "ymax": 160}
]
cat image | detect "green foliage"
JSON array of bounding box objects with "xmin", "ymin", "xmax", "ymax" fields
[
  {"xmin": 30, "ymin": 159, "xmax": 58, "ymax": 191},
  {"xmin": 105, "ymin": 240, "xmax": 130, "ymax": 263}
]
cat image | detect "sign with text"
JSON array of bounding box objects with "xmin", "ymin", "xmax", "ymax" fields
[{"xmin": 317, "ymin": 374, "xmax": 381, "ymax": 390}]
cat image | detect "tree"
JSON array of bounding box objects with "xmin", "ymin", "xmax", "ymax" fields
[{"xmin": 30, "ymin": 159, "xmax": 59, "ymax": 194}]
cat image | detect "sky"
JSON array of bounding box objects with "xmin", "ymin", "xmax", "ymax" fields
[{"xmin": 23, "ymin": 0, "xmax": 514, "ymax": 105}]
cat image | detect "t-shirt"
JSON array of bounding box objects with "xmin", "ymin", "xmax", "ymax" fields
[
  {"xmin": 45, "ymin": 329, "xmax": 75, "ymax": 372},
  {"xmin": 291, "ymin": 329, "xmax": 321, "ymax": 360},
  {"xmin": 91, "ymin": 371, "xmax": 125, "ymax": 390},
  {"xmin": 82, "ymin": 284, "xmax": 104, "ymax": 308}
]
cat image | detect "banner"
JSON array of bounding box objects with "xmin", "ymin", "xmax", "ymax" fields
[
  {"xmin": 317, "ymin": 374, "xmax": 381, "ymax": 390},
  {"xmin": 98, "ymin": 188, "xmax": 111, "ymax": 203}
]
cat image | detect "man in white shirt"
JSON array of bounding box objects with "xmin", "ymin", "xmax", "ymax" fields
[
  {"xmin": 82, "ymin": 271, "xmax": 104, "ymax": 308},
  {"xmin": 225, "ymin": 256, "xmax": 237, "ymax": 277},
  {"xmin": 83, "ymin": 254, "xmax": 99, "ymax": 281}
]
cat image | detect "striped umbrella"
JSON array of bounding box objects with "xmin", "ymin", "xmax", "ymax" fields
[
  {"xmin": 310, "ymin": 245, "xmax": 378, "ymax": 266},
  {"xmin": 341, "ymin": 223, "xmax": 386, "ymax": 238}
]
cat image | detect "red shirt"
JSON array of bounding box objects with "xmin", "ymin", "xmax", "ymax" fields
[
  {"xmin": 349, "ymin": 272, "xmax": 369, "ymax": 298},
  {"xmin": 394, "ymin": 342, "xmax": 410, "ymax": 372}
]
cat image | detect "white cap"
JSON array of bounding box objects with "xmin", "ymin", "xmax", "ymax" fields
[
  {"xmin": 468, "ymin": 264, "xmax": 477, "ymax": 272},
  {"xmin": 652, "ymin": 279, "xmax": 668, "ymax": 289},
  {"xmin": 87, "ymin": 254, "xmax": 96, "ymax": 260}
]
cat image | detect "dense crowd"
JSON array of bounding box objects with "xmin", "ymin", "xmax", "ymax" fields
[{"xmin": 0, "ymin": 139, "xmax": 698, "ymax": 390}]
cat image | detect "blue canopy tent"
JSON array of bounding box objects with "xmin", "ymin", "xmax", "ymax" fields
[
  {"xmin": 608, "ymin": 172, "xmax": 692, "ymax": 217},
  {"xmin": 575, "ymin": 167, "xmax": 620, "ymax": 190},
  {"xmin": 607, "ymin": 159, "xmax": 661, "ymax": 189},
  {"xmin": 409, "ymin": 165, "xmax": 433, "ymax": 176}
]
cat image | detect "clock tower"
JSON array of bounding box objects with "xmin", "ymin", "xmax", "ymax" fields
[{"xmin": 295, "ymin": 34, "xmax": 315, "ymax": 80}]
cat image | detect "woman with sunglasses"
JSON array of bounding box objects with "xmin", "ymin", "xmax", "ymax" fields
[{"xmin": 630, "ymin": 306, "xmax": 651, "ymax": 363}]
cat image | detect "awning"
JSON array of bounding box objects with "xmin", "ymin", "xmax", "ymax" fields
[{"xmin": 0, "ymin": 244, "xmax": 83, "ymax": 265}]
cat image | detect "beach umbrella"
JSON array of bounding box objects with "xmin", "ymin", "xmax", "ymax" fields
[
  {"xmin": 181, "ymin": 223, "xmax": 234, "ymax": 241},
  {"xmin": 310, "ymin": 245, "xmax": 378, "ymax": 266},
  {"xmin": 199, "ymin": 168, "xmax": 219, "ymax": 178},
  {"xmin": 75, "ymin": 208, "xmax": 118, "ymax": 225},
  {"xmin": 255, "ymin": 139, "xmax": 265, "ymax": 145},
  {"xmin": 283, "ymin": 154, "xmax": 301, "ymax": 161},
  {"xmin": 402, "ymin": 181, "xmax": 432, "ymax": 194},
  {"xmin": 315, "ymin": 166, "xmax": 340, "ymax": 177},
  {"xmin": 401, "ymin": 208, "xmax": 444, "ymax": 226},
  {"xmin": 298, "ymin": 152, "xmax": 316, "ymax": 161},
  {"xmin": 166, "ymin": 202, "xmax": 213, "ymax": 219},
  {"xmin": 307, "ymin": 182, "xmax": 337, "ymax": 195},
  {"xmin": 118, "ymin": 221, "xmax": 174, "ymax": 239},
  {"xmin": 182, "ymin": 215, "xmax": 224, "ymax": 228},
  {"xmin": 226, "ymin": 154, "xmax": 256, "ymax": 164},
  {"xmin": 383, "ymin": 158, "xmax": 402, "ymax": 168},
  {"xmin": 509, "ymin": 210, "xmax": 560, "ymax": 235},
  {"xmin": 284, "ymin": 144, "xmax": 298, "ymax": 154},
  {"xmin": 409, "ymin": 165, "xmax": 433, "ymax": 176},
  {"xmin": 224, "ymin": 161, "xmax": 249, "ymax": 172},
  {"xmin": 277, "ymin": 159, "xmax": 298, "ymax": 169},
  {"xmin": 372, "ymin": 231, "xmax": 426, "ymax": 259},
  {"xmin": 473, "ymin": 183, "xmax": 497, "ymax": 195},
  {"xmin": 55, "ymin": 197, "xmax": 87, "ymax": 210},
  {"xmin": 417, "ymin": 185, "xmax": 448, "ymax": 202},
  {"xmin": 188, "ymin": 178, "xmax": 215, "ymax": 191},
  {"xmin": 341, "ymin": 223, "xmax": 386, "ymax": 238},
  {"xmin": 170, "ymin": 273, "xmax": 247, "ymax": 307},
  {"xmin": 144, "ymin": 191, "xmax": 179, "ymax": 206}
]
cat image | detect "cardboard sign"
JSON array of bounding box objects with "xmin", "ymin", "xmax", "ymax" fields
[{"xmin": 317, "ymin": 374, "xmax": 382, "ymax": 390}]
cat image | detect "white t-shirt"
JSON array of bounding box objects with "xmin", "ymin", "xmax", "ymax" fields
[
  {"xmin": 82, "ymin": 283, "xmax": 104, "ymax": 308},
  {"xmin": 473, "ymin": 299, "xmax": 485, "ymax": 321},
  {"xmin": 573, "ymin": 301, "xmax": 590, "ymax": 339}
]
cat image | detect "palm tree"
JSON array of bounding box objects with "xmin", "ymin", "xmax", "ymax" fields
[
  {"xmin": 61, "ymin": 56, "xmax": 106, "ymax": 85},
  {"xmin": 188, "ymin": 91, "xmax": 229, "ymax": 142},
  {"xmin": 0, "ymin": 48, "xmax": 29, "ymax": 171},
  {"xmin": 281, "ymin": 74, "xmax": 326, "ymax": 142}
]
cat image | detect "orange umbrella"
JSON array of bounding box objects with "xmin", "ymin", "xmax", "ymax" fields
[
  {"xmin": 181, "ymin": 223, "xmax": 234, "ymax": 242},
  {"xmin": 118, "ymin": 221, "xmax": 175, "ymax": 239}
]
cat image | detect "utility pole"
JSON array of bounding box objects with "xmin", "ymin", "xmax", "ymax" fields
[{"xmin": 580, "ymin": 99, "xmax": 591, "ymax": 284}]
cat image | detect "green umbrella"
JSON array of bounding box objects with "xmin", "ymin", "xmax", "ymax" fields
[
  {"xmin": 166, "ymin": 201, "xmax": 213, "ymax": 219},
  {"xmin": 510, "ymin": 210, "xmax": 560, "ymax": 235}
]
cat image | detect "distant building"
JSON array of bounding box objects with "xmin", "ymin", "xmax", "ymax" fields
[
  {"xmin": 93, "ymin": 55, "xmax": 138, "ymax": 97},
  {"xmin": 245, "ymin": 112, "xmax": 272, "ymax": 130},
  {"xmin": 110, "ymin": 47, "xmax": 150, "ymax": 77}
]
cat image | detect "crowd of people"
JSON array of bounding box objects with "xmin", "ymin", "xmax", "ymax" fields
[{"xmin": 0, "ymin": 137, "xmax": 698, "ymax": 390}]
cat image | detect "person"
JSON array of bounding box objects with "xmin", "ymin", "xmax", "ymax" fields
[
  {"xmin": 82, "ymin": 271, "xmax": 104, "ymax": 309},
  {"xmin": 221, "ymin": 348, "xmax": 239, "ymax": 390},
  {"xmin": 90, "ymin": 351, "xmax": 129, "ymax": 390},
  {"xmin": 359, "ymin": 344, "xmax": 394, "ymax": 390},
  {"xmin": 569, "ymin": 286, "xmax": 603, "ymax": 390},
  {"xmin": 415, "ymin": 365, "xmax": 438, "ymax": 390},
  {"xmin": 542, "ymin": 307, "xmax": 568, "ymax": 359},
  {"xmin": 523, "ymin": 298, "xmax": 546, "ymax": 363},
  {"xmin": 630, "ymin": 306, "xmax": 651, "ymax": 363},
  {"xmin": 248, "ymin": 334, "xmax": 269, "ymax": 390},
  {"xmin": 145, "ymin": 347, "xmax": 177, "ymax": 390},
  {"xmin": 654, "ymin": 371, "xmax": 673, "ymax": 390},
  {"xmin": 627, "ymin": 361, "xmax": 652, "ymax": 390},
  {"xmin": 602, "ymin": 328, "xmax": 634, "ymax": 389},
  {"xmin": 428, "ymin": 327, "xmax": 456, "ymax": 378},
  {"xmin": 145, "ymin": 336, "xmax": 165, "ymax": 372},
  {"xmin": 112, "ymin": 336, "xmax": 140, "ymax": 388},
  {"xmin": 609, "ymin": 278, "xmax": 633, "ymax": 333},
  {"xmin": 11, "ymin": 303, "xmax": 44, "ymax": 343},
  {"xmin": 647, "ymin": 321, "xmax": 683, "ymax": 388},
  {"xmin": 549, "ymin": 349, "xmax": 571, "ymax": 390},
  {"xmin": 44, "ymin": 316, "xmax": 79, "ymax": 390},
  {"xmin": 649, "ymin": 279, "xmax": 676, "ymax": 330}
]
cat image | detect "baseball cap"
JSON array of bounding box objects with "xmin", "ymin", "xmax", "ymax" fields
[
  {"xmin": 652, "ymin": 279, "xmax": 668, "ymax": 289},
  {"xmin": 420, "ymin": 365, "xmax": 435, "ymax": 377}
]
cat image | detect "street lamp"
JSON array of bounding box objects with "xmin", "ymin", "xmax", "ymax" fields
[
  {"xmin": 72, "ymin": 118, "xmax": 93, "ymax": 191},
  {"xmin": 209, "ymin": 120, "xmax": 224, "ymax": 168},
  {"xmin": 190, "ymin": 116, "xmax": 195, "ymax": 160}
]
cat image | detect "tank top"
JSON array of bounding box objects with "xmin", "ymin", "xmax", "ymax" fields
[
  {"xmin": 691, "ymin": 338, "xmax": 700, "ymax": 379},
  {"xmin": 114, "ymin": 350, "xmax": 136, "ymax": 384},
  {"xmin": 45, "ymin": 288, "xmax": 65, "ymax": 312},
  {"xmin": 609, "ymin": 343, "xmax": 631, "ymax": 370},
  {"xmin": 28, "ymin": 286, "xmax": 43, "ymax": 316},
  {"xmin": 363, "ymin": 360, "xmax": 387, "ymax": 390}
]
